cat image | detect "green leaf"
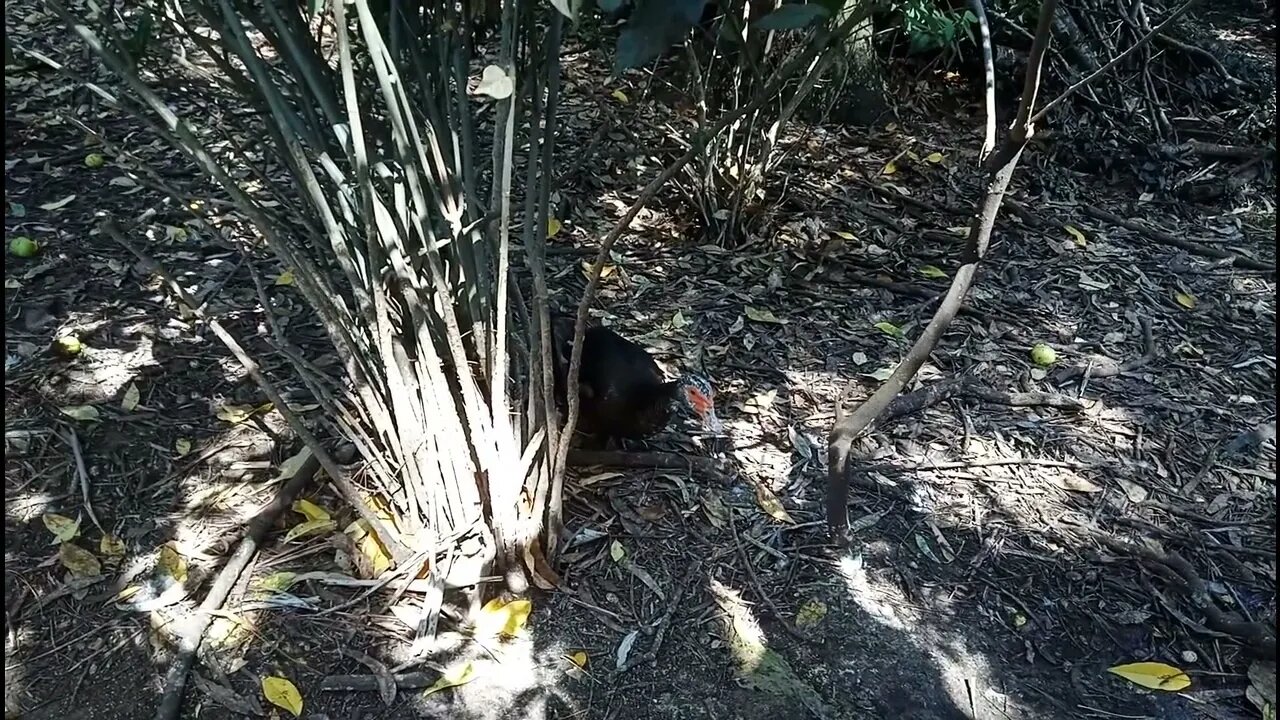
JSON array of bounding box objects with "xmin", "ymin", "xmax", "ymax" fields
[
  {"xmin": 616, "ymin": 0, "xmax": 706, "ymax": 70},
  {"xmin": 918, "ymin": 265, "xmax": 948, "ymax": 279},
  {"xmin": 755, "ymin": 3, "xmax": 832, "ymax": 30},
  {"xmin": 874, "ymin": 321, "xmax": 904, "ymax": 339}
]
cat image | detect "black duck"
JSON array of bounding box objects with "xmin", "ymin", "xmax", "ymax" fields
[{"xmin": 550, "ymin": 315, "xmax": 721, "ymax": 442}]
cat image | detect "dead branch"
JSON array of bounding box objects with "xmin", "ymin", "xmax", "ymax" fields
[
  {"xmin": 1081, "ymin": 205, "xmax": 1276, "ymax": 273},
  {"xmin": 825, "ymin": 1, "xmax": 1060, "ymax": 543},
  {"xmin": 567, "ymin": 450, "xmax": 733, "ymax": 481}
]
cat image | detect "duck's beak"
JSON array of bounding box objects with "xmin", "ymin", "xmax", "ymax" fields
[{"xmin": 701, "ymin": 407, "xmax": 724, "ymax": 435}]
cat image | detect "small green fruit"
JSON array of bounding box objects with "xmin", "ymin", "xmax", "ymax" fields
[
  {"xmin": 84, "ymin": 153, "xmax": 106, "ymax": 169},
  {"xmin": 8, "ymin": 236, "xmax": 38, "ymax": 257},
  {"xmin": 55, "ymin": 335, "xmax": 83, "ymax": 356},
  {"xmin": 1030, "ymin": 343, "xmax": 1057, "ymax": 367}
]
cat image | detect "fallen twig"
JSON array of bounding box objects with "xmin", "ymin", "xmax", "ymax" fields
[
  {"xmin": 1081, "ymin": 205, "xmax": 1276, "ymax": 273},
  {"xmin": 567, "ymin": 449, "xmax": 733, "ymax": 481},
  {"xmin": 618, "ymin": 559, "xmax": 701, "ymax": 672},
  {"xmin": 62, "ymin": 428, "xmax": 104, "ymax": 534},
  {"xmin": 152, "ymin": 451, "xmax": 320, "ymax": 720}
]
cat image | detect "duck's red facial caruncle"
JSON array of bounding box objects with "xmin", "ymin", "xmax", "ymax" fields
[{"xmin": 680, "ymin": 376, "xmax": 723, "ymax": 434}]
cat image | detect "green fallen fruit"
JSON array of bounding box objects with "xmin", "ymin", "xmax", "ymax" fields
[
  {"xmin": 55, "ymin": 335, "xmax": 83, "ymax": 356},
  {"xmin": 9, "ymin": 236, "xmax": 38, "ymax": 257},
  {"xmin": 1030, "ymin": 343, "xmax": 1057, "ymax": 367},
  {"xmin": 84, "ymin": 153, "xmax": 106, "ymax": 169}
]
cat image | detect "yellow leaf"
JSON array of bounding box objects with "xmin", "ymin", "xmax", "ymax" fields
[
  {"xmin": 121, "ymin": 382, "xmax": 140, "ymax": 412},
  {"xmin": 881, "ymin": 160, "xmax": 897, "ymax": 175},
  {"xmin": 671, "ymin": 311, "xmax": 689, "ymax": 329},
  {"xmin": 1107, "ymin": 661, "xmax": 1192, "ymax": 692},
  {"xmin": 43, "ymin": 513, "xmax": 80, "ymax": 543},
  {"xmin": 754, "ymin": 484, "xmax": 794, "ymax": 524},
  {"xmin": 174, "ymin": 438, "xmax": 192, "ymax": 457},
  {"xmin": 357, "ymin": 530, "xmax": 392, "ymax": 578},
  {"xmin": 918, "ymin": 265, "xmax": 948, "ymax": 279},
  {"xmin": 292, "ymin": 498, "xmax": 331, "ymax": 523},
  {"xmin": 261, "ymin": 676, "xmax": 304, "ymax": 717},
  {"xmin": 874, "ymin": 321, "xmax": 904, "ymax": 339},
  {"xmin": 59, "ymin": 543, "xmax": 101, "ymax": 577},
  {"xmin": 216, "ymin": 404, "xmax": 256, "ymax": 424},
  {"xmin": 611, "ymin": 89, "xmax": 629, "ymax": 104},
  {"xmin": 100, "ymin": 534, "xmax": 126, "ymax": 558},
  {"xmin": 744, "ymin": 306, "xmax": 787, "ymax": 324},
  {"xmin": 423, "ymin": 661, "xmax": 477, "ymax": 697},
  {"xmin": 159, "ymin": 543, "xmax": 188, "ymax": 583},
  {"xmin": 567, "ymin": 651, "xmax": 588, "ymax": 669},
  {"xmin": 253, "ymin": 571, "xmax": 298, "ymax": 592},
  {"xmin": 547, "ymin": 217, "xmax": 562, "ymax": 238},
  {"xmin": 274, "ymin": 270, "xmax": 295, "ymax": 286},
  {"xmin": 474, "ymin": 598, "xmax": 533, "ymax": 639},
  {"xmin": 283, "ymin": 518, "xmax": 336, "ymax": 543},
  {"xmin": 609, "ymin": 540, "xmax": 626, "ymax": 563},
  {"xmin": 925, "ymin": 152, "xmax": 944, "ymax": 163},
  {"xmin": 1064, "ymin": 225, "xmax": 1087, "ymax": 246},
  {"xmin": 59, "ymin": 405, "xmax": 101, "ymax": 422},
  {"xmin": 833, "ymin": 230, "xmax": 856, "ymax": 241},
  {"xmin": 795, "ymin": 599, "xmax": 828, "ymax": 628},
  {"xmin": 580, "ymin": 260, "xmax": 616, "ymax": 279},
  {"xmin": 1175, "ymin": 292, "xmax": 1196, "ymax": 309}
]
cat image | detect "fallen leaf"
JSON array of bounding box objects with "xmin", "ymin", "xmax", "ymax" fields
[
  {"xmin": 1048, "ymin": 474, "xmax": 1103, "ymax": 493},
  {"xmin": 567, "ymin": 651, "xmax": 588, "ymax": 669},
  {"xmin": 1175, "ymin": 292, "xmax": 1196, "ymax": 309},
  {"xmin": 292, "ymin": 498, "xmax": 331, "ymax": 522},
  {"xmin": 754, "ymin": 483, "xmax": 794, "ymax": 524},
  {"xmin": 611, "ymin": 89, "xmax": 629, "ymax": 104},
  {"xmin": 615, "ymin": 630, "xmax": 639, "ymax": 669},
  {"xmin": 59, "ymin": 543, "xmax": 101, "ymax": 577},
  {"xmin": 121, "ymin": 382, "xmax": 140, "ymax": 412},
  {"xmin": 253, "ymin": 571, "xmax": 298, "ymax": 593},
  {"xmin": 547, "ymin": 217, "xmax": 562, "ymax": 238},
  {"xmin": 881, "ymin": 161, "xmax": 897, "ymax": 175},
  {"xmin": 795, "ymin": 600, "xmax": 828, "ymax": 628},
  {"xmin": 1107, "ymin": 661, "xmax": 1192, "ymax": 692},
  {"xmin": 216, "ymin": 404, "xmax": 256, "ymax": 424},
  {"xmin": 159, "ymin": 542, "xmax": 188, "ymax": 583},
  {"xmin": 43, "ymin": 513, "xmax": 80, "ymax": 543},
  {"xmin": 1064, "ymin": 225, "xmax": 1087, "ymax": 246},
  {"xmin": 609, "ymin": 540, "xmax": 626, "ymax": 562},
  {"xmin": 832, "ymin": 230, "xmax": 856, "ymax": 241},
  {"xmin": 39, "ymin": 194, "xmax": 76, "ymax": 211},
  {"xmin": 671, "ymin": 310, "xmax": 689, "ymax": 329},
  {"xmin": 100, "ymin": 534, "xmax": 126, "ymax": 558},
  {"xmin": 261, "ymin": 676, "xmax": 304, "ymax": 716},
  {"xmin": 918, "ymin": 265, "xmax": 948, "ymax": 279},
  {"xmin": 174, "ymin": 438, "xmax": 192, "ymax": 456},
  {"xmin": 283, "ymin": 518, "xmax": 336, "ymax": 543},
  {"xmin": 474, "ymin": 597, "xmax": 532, "ymax": 639},
  {"xmin": 474, "ymin": 64, "xmax": 513, "ymax": 100},
  {"xmin": 744, "ymin": 306, "xmax": 787, "ymax": 324},
  {"xmin": 423, "ymin": 661, "xmax": 477, "ymax": 697},
  {"xmin": 274, "ymin": 270, "xmax": 295, "ymax": 286},
  {"xmin": 59, "ymin": 405, "xmax": 101, "ymax": 422},
  {"xmin": 863, "ymin": 365, "xmax": 896, "ymax": 381},
  {"xmin": 873, "ymin": 321, "xmax": 904, "ymax": 339},
  {"xmin": 925, "ymin": 151, "xmax": 944, "ymax": 163}
]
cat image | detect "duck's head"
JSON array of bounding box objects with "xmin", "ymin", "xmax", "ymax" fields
[{"xmin": 672, "ymin": 373, "xmax": 723, "ymax": 435}]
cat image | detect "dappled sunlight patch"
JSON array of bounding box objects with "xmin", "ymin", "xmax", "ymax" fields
[{"xmin": 710, "ymin": 579, "xmax": 834, "ymax": 715}]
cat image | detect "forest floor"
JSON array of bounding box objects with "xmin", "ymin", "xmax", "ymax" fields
[{"xmin": 4, "ymin": 3, "xmax": 1277, "ymax": 720}]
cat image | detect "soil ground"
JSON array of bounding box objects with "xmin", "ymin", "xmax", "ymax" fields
[{"xmin": 4, "ymin": 4, "xmax": 1275, "ymax": 720}]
